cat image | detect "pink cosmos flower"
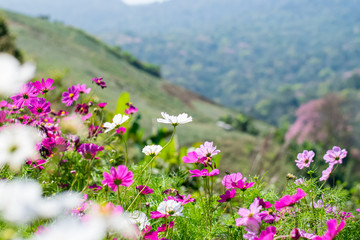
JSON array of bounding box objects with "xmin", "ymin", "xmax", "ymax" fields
[
  {"xmin": 319, "ymin": 164, "xmax": 333, "ymax": 182},
  {"xmin": 75, "ymin": 83, "xmax": 91, "ymax": 94},
  {"xmin": 182, "ymin": 151, "xmax": 199, "ymax": 163},
  {"xmin": 295, "ymin": 178, "xmax": 307, "ymax": 185},
  {"xmin": 92, "ymin": 77, "xmax": 107, "ymax": 88},
  {"xmin": 236, "ymin": 198, "xmax": 263, "ymax": 233},
  {"xmin": 125, "ymin": 102, "xmax": 138, "ymax": 115},
  {"xmin": 88, "ymin": 124, "xmax": 102, "ymax": 138},
  {"xmin": 0, "ymin": 100, "xmax": 8, "ymax": 108},
  {"xmin": 164, "ymin": 194, "xmax": 196, "ymax": 205},
  {"xmin": 222, "ymin": 172, "xmax": 255, "ymax": 190},
  {"xmin": 11, "ymin": 83, "xmax": 38, "ymax": 108},
  {"xmin": 142, "ymin": 225, "xmax": 159, "ymax": 240},
  {"xmin": 323, "ymin": 146, "xmax": 347, "ymax": 165},
  {"xmin": 77, "ymin": 143, "xmax": 104, "ymax": 160},
  {"xmin": 33, "ymin": 78, "xmax": 55, "ymax": 94},
  {"xmin": 218, "ymin": 189, "xmax": 236, "ymax": 202},
  {"xmin": 254, "ymin": 226, "xmax": 277, "ymax": 240},
  {"xmin": 189, "ymin": 168, "xmax": 219, "ymax": 177},
  {"xmin": 274, "ymin": 188, "xmax": 307, "ymax": 210},
  {"xmin": 62, "ymin": 86, "xmax": 79, "ymax": 106},
  {"xmin": 0, "ymin": 111, "xmax": 7, "ymax": 123},
  {"xmin": 26, "ymin": 159, "xmax": 47, "ymax": 170},
  {"xmin": 295, "ymin": 150, "xmax": 315, "ymax": 169},
  {"xmin": 116, "ymin": 127, "xmax": 126, "ymax": 135},
  {"xmin": 257, "ymin": 197, "xmax": 273, "ymax": 209},
  {"xmin": 157, "ymin": 221, "xmax": 175, "ymax": 233},
  {"xmin": 28, "ymin": 98, "xmax": 51, "ymax": 116},
  {"xmin": 357, "ymin": 209, "xmax": 360, "ymax": 215},
  {"xmin": 89, "ymin": 184, "xmax": 102, "ymax": 191},
  {"xmin": 97, "ymin": 102, "xmax": 107, "ymax": 108},
  {"xmin": 75, "ymin": 103, "xmax": 89, "ymax": 115},
  {"xmin": 102, "ymin": 165, "xmax": 134, "ymax": 191},
  {"xmin": 136, "ymin": 185, "xmax": 154, "ymax": 195},
  {"xmin": 195, "ymin": 141, "xmax": 220, "ymax": 158},
  {"xmin": 313, "ymin": 219, "xmax": 345, "ymax": 240}
]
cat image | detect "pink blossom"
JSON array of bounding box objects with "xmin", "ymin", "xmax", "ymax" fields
[
  {"xmin": 274, "ymin": 188, "xmax": 307, "ymax": 210},
  {"xmin": 182, "ymin": 151, "xmax": 200, "ymax": 163},
  {"xmin": 218, "ymin": 189, "xmax": 236, "ymax": 202},
  {"xmin": 116, "ymin": 127, "xmax": 126, "ymax": 135},
  {"xmin": 189, "ymin": 168, "xmax": 219, "ymax": 177},
  {"xmin": 88, "ymin": 184, "xmax": 102, "ymax": 191},
  {"xmin": 313, "ymin": 219, "xmax": 345, "ymax": 240},
  {"xmin": 323, "ymin": 146, "xmax": 347, "ymax": 165},
  {"xmin": 195, "ymin": 141, "xmax": 220, "ymax": 158},
  {"xmin": 62, "ymin": 86, "xmax": 79, "ymax": 106},
  {"xmin": 75, "ymin": 103, "xmax": 89, "ymax": 115},
  {"xmin": 88, "ymin": 124, "xmax": 102, "ymax": 138},
  {"xmin": 257, "ymin": 197, "xmax": 272, "ymax": 209},
  {"xmin": 164, "ymin": 194, "xmax": 196, "ymax": 205},
  {"xmin": 102, "ymin": 165, "xmax": 134, "ymax": 191},
  {"xmin": 319, "ymin": 164, "xmax": 334, "ymax": 182},
  {"xmin": 97, "ymin": 102, "xmax": 107, "ymax": 108},
  {"xmin": 33, "ymin": 78, "xmax": 55, "ymax": 94},
  {"xmin": 92, "ymin": 77, "xmax": 106, "ymax": 88},
  {"xmin": 357, "ymin": 209, "xmax": 360, "ymax": 215},
  {"xmin": 136, "ymin": 185, "xmax": 154, "ymax": 195},
  {"xmin": 77, "ymin": 143, "xmax": 104, "ymax": 160},
  {"xmin": 0, "ymin": 111, "xmax": 7, "ymax": 123},
  {"xmin": 157, "ymin": 221, "xmax": 174, "ymax": 232},
  {"xmin": 254, "ymin": 226, "xmax": 276, "ymax": 240},
  {"xmin": 222, "ymin": 172, "xmax": 254, "ymax": 190},
  {"xmin": 28, "ymin": 98, "xmax": 51, "ymax": 116},
  {"xmin": 75, "ymin": 83, "xmax": 91, "ymax": 94},
  {"xmin": 295, "ymin": 150, "xmax": 315, "ymax": 169},
  {"xmin": 236, "ymin": 198, "xmax": 263, "ymax": 233},
  {"xmin": 11, "ymin": 83, "xmax": 38, "ymax": 107},
  {"xmin": 125, "ymin": 102, "xmax": 138, "ymax": 115}
]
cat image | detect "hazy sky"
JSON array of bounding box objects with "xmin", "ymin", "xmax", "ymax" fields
[{"xmin": 122, "ymin": 0, "xmax": 168, "ymax": 5}]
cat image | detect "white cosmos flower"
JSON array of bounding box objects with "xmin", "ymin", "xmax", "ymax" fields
[
  {"xmin": 142, "ymin": 145, "xmax": 162, "ymax": 156},
  {"xmin": 157, "ymin": 200, "xmax": 183, "ymax": 217},
  {"xmin": 123, "ymin": 210, "xmax": 150, "ymax": 231},
  {"xmin": 0, "ymin": 53, "xmax": 36, "ymax": 96},
  {"xmin": 0, "ymin": 180, "xmax": 82, "ymax": 224},
  {"xmin": 0, "ymin": 125, "xmax": 41, "ymax": 171},
  {"xmin": 30, "ymin": 217, "xmax": 105, "ymax": 240},
  {"xmin": 103, "ymin": 114, "xmax": 130, "ymax": 133},
  {"xmin": 157, "ymin": 112, "xmax": 192, "ymax": 126}
]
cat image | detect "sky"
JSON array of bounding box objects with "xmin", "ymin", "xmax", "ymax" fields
[{"xmin": 121, "ymin": 0, "xmax": 168, "ymax": 5}]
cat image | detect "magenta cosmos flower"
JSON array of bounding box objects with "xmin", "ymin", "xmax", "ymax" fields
[
  {"xmin": 92, "ymin": 77, "xmax": 107, "ymax": 88},
  {"xmin": 195, "ymin": 141, "xmax": 220, "ymax": 158},
  {"xmin": 313, "ymin": 219, "xmax": 345, "ymax": 240},
  {"xmin": 11, "ymin": 82, "xmax": 38, "ymax": 108},
  {"xmin": 218, "ymin": 189, "xmax": 236, "ymax": 202},
  {"xmin": 33, "ymin": 78, "xmax": 55, "ymax": 94},
  {"xmin": 295, "ymin": 150, "xmax": 315, "ymax": 169},
  {"xmin": 77, "ymin": 143, "xmax": 104, "ymax": 160},
  {"xmin": 254, "ymin": 226, "xmax": 277, "ymax": 240},
  {"xmin": 136, "ymin": 185, "xmax": 153, "ymax": 195},
  {"xmin": 75, "ymin": 83, "xmax": 91, "ymax": 94},
  {"xmin": 274, "ymin": 188, "xmax": 307, "ymax": 210},
  {"xmin": 189, "ymin": 169, "xmax": 219, "ymax": 177},
  {"xmin": 62, "ymin": 86, "xmax": 79, "ymax": 107},
  {"xmin": 28, "ymin": 98, "xmax": 51, "ymax": 116},
  {"xmin": 97, "ymin": 102, "xmax": 107, "ymax": 108},
  {"xmin": 235, "ymin": 198, "xmax": 263, "ymax": 233},
  {"xmin": 323, "ymin": 146, "xmax": 347, "ymax": 165},
  {"xmin": 125, "ymin": 102, "xmax": 138, "ymax": 115},
  {"xmin": 102, "ymin": 165, "xmax": 134, "ymax": 191},
  {"xmin": 222, "ymin": 172, "xmax": 255, "ymax": 190}
]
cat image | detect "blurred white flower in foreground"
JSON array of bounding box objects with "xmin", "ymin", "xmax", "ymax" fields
[
  {"xmin": 103, "ymin": 114, "xmax": 130, "ymax": 133},
  {"xmin": 0, "ymin": 53, "xmax": 36, "ymax": 96},
  {"xmin": 30, "ymin": 217, "xmax": 105, "ymax": 240},
  {"xmin": 0, "ymin": 179, "xmax": 82, "ymax": 224},
  {"xmin": 142, "ymin": 144, "xmax": 162, "ymax": 156},
  {"xmin": 0, "ymin": 125, "xmax": 41, "ymax": 171},
  {"xmin": 124, "ymin": 210, "xmax": 150, "ymax": 231},
  {"xmin": 157, "ymin": 112, "xmax": 192, "ymax": 126}
]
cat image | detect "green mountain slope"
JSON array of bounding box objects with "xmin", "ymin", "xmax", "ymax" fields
[{"xmin": 2, "ymin": 10, "xmax": 286, "ymax": 179}]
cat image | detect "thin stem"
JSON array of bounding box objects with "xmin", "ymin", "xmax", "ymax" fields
[
  {"xmin": 117, "ymin": 186, "xmax": 121, "ymax": 205},
  {"xmin": 124, "ymin": 139, "xmax": 128, "ymax": 166}
]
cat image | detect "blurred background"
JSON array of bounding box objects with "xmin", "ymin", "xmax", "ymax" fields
[{"xmin": 1, "ymin": 0, "xmax": 360, "ymax": 189}]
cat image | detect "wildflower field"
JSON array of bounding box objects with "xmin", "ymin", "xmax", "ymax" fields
[{"xmin": 1, "ymin": 52, "xmax": 360, "ymax": 240}]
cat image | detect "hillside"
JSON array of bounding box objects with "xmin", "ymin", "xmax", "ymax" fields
[
  {"xmin": 1, "ymin": 10, "xmax": 287, "ymax": 180},
  {"xmin": 1, "ymin": 0, "xmax": 359, "ymax": 125}
]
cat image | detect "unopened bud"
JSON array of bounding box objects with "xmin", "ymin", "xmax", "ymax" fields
[{"xmin": 286, "ymin": 173, "xmax": 296, "ymax": 180}]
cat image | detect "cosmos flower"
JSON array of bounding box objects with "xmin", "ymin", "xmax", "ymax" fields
[
  {"xmin": 182, "ymin": 151, "xmax": 200, "ymax": 163},
  {"xmin": 125, "ymin": 102, "xmax": 138, "ymax": 115},
  {"xmin": 295, "ymin": 150, "xmax": 315, "ymax": 169},
  {"xmin": 323, "ymin": 146, "xmax": 347, "ymax": 165},
  {"xmin": 77, "ymin": 143, "xmax": 104, "ymax": 160},
  {"xmin": 218, "ymin": 189, "xmax": 236, "ymax": 202},
  {"xmin": 319, "ymin": 164, "xmax": 334, "ymax": 182},
  {"xmin": 102, "ymin": 165, "xmax": 134, "ymax": 191},
  {"xmin": 150, "ymin": 200, "xmax": 183, "ymax": 219},
  {"xmin": 92, "ymin": 77, "xmax": 107, "ymax": 88},
  {"xmin": 253, "ymin": 226, "xmax": 277, "ymax": 240},
  {"xmin": 0, "ymin": 125, "xmax": 41, "ymax": 171},
  {"xmin": 189, "ymin": 168, "xmax": 219, "ymax": 177},
  {"xmin": 0, "ymin": 53, "xmax": 36, "ymax": 96},
  {"xmin": 103, "ymin": 114, "xmax": 130, "ymax": 133},
  {"xmin": 116, "ymin": 127, "xmax": 126, "ymax": 135},
  {"xmin": 142, "ymin": 145, "xmax": 163, "ymax": 156},
  {"xmin": 97, "ymin": 102, "xmax": 107, "ymax": 108},
  {"xmin": 157, "ymin": 112, "xmax": 192, "ymax": 126},
  {"xmin": 33, "ymin": 78, "xmax": 55, "ymax": 94},
  {"xmin": 222, "ymin": 172, "xmax": 254, "ymax": 190},
  {"xmin": 313, "ymin": 219, "xmax": 345, "ymax": 240},
  {"xmin": 136, "ymin": 185, "xmax": 154, "ymax": 195},
  {"xmin": 11, "ymin": 82, "xmax": 38, "ymax": 108},
  {"xmin": 195, "ymin": 141, "xmax": 220, "ymax": 158},
  {"xmin": 235, "ymin": 198, "xmax": 263, "ymax": 233},
  {"xmin": 75, "ymin": 83, "xmax": 91, "ymax": 94},
  {"xmin": 28, "ymin": 98, "xmax": 51, "ymax": 116},
  {"xmin": 274, "ymin": 188, "xmax": 307, "ymax": 210},
  {"xmin": 75, "ymin": 103, "xmax": 89, "ymax": 115},
  {"xmin": 62, "ymin": 86, "xmax": 79, "ymax": 107}
]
